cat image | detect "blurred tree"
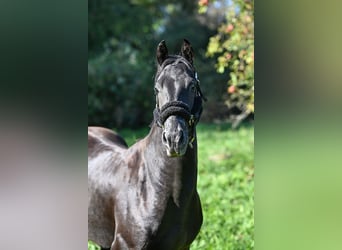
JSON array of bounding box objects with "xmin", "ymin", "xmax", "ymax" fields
[
  {"xmin": 88, "ymin": 0, "xmax": 233, "ymax": 128},
  {"xmin": 199, "ymin": 0, "xmax": 254, "ymax": 127},
  {"xmin": 88, "ymin": 0, "xmax": 157, "ymax": 128},
  {"xmin": 157, "ymin": 5, "xmax": 230, "ymax": 123}
]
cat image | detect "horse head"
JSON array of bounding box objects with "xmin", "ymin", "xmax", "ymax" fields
[{"xmin": 154, "ymin": 39, "xmax": 206, "ymax": 157}]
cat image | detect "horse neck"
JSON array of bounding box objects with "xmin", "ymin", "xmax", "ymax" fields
[{"xmin": 144, "ymin": 124, "xmax": 198, "ymax": 206}]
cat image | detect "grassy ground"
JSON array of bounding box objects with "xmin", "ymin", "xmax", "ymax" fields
[{"xmin": 88, "ymin": 123, "xmax": 254, "ymax": 250}]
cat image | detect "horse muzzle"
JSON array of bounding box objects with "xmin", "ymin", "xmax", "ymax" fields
[{"xmin": 162, "ymin": 116, "xmax": 189, "ymax": 157}]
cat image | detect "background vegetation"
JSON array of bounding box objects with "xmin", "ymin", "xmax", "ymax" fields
[
  {"xmin": 89, "ymin": 123, "xmax": 254, "ymax": 249},
  {"xmin": 88, "ymin": 0, "xmax": 254, "ymax": 129}
]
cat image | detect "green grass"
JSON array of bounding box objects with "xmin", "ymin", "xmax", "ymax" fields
[{"xmin": 89, "ymin": 123, "xmax": 254, "ymax": 249}]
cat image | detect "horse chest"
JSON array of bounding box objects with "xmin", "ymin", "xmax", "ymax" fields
[{"xmin": 113, "ymin": 181, "xmax": 197, "ymax": 249}]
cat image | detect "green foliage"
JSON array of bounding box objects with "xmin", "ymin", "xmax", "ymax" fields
[
  {"xmin": 88, "ymin": 0, "xmax": 158, "ymax": 128},
  {"xmin": 88, "ymin": 241, "xmax": 100, "ymax": 250},
  {"xmin": 88, "ymin": 123, "xmax": 254, "ymax": 249},
  {"xmin": 199, "ymin": 0, "xmax": 254, "ymax": 126},
  {"xmin": 88, "ymin": 0, "xmax": 234, "ymax": 128},
  {"xmin": 88, "ymin": 0, "xmax": 155, "ymax": 54},
  {"xmin": 88, "ymin": 38, "xmax": 155, "ymax": 128},
  {"xmin": 193, "ymin": 123, "xmax": 254, "ymax": 249}
]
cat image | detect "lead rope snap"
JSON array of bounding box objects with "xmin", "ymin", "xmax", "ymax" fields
[
  {"xmin": 188, "ymin": 136, "xmax": 195, "ymax": 149},
  {"xmin": 188, "ymin": 114, "xmax": 196, "ymax": 149}
]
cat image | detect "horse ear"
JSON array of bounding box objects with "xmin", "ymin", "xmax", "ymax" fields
[
  {"xmin": 156, "ymin": 40, "xmax": 168, "ymax": 65},
  {"xmin": 180, "ymin": 39, "xmax": 194, "ymax": 64}
]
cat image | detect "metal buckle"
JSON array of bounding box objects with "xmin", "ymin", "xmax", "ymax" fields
[
  {"xmin": 188, "ymin": 136, "xmax": 195, "ymax": 149},
  {"xmin": 189, "ymin": 115, "xmax": 195, "ymax": 127},
  {"xmin": 195, "ymin": 72, "xmax": 200, "ymax": 83}
]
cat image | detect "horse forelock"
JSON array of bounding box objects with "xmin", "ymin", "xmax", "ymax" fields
[{"xmin": 155, "ymin": 55, "xmax": 195, "ymax": 82}]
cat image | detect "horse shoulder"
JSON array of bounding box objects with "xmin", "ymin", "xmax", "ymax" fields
[{"xmin": 88, "ymin": 129, "xmax": 129, "ymax": 249}]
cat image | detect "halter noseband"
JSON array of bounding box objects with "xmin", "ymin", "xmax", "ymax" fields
[
  {"xmin": 153, "ymin": 101, "xmax": 198, "ymax": 148},
  {"xmin": 156, "ymin": 101, "xmax": 193, "ymax": 127}
]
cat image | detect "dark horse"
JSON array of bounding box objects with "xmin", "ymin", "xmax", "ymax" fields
[{"xmin": 88, "ymin": 39, "xmax": 206, "ymax": 250}]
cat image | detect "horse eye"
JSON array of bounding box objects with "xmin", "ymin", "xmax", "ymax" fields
[
  {"xmin": 154, "ymin": 87, "xmax": 159, "ymax": 95},
  {"xmin": 190, "ymin": 84, "xmax": 196, "ymax": 93}
]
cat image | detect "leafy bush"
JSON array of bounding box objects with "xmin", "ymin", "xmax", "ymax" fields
[
  {"xmin": 199, "ymin": 0, "xmax": 254, "ymax": 127},
  {"xmin": 88, "ymin": 0, "xmax": 248, "ymax": 128},
  {"xmin": 88, "ymin": 39, "xmax": 155, "ymax": 128}
]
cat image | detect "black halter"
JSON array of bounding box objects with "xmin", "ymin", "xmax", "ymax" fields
[
  {"xmin": 156, "ymin": 101, "xmax": 193, "ymax": 127},
  {"xmin": 153, "ymin": 72, "xmax": 206, "ymax": 147}
]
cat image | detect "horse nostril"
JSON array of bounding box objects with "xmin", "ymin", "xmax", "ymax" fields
[{"xmin": 178, "ymin": 131, "xmax": 184, "ymax": 144}]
